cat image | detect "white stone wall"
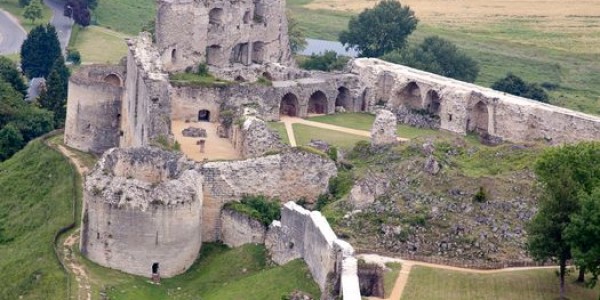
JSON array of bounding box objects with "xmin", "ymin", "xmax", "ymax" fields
[
  {"xmin": 265, "ymin": 202, "xmax": 361, "ymax": 299},
  {"xmin": 220, "ymin": 208, "xmax": 267, "ymax": 247},
  {"xmin": 351, "ymin": 58, "xmax": 600, "ymax": 144}
]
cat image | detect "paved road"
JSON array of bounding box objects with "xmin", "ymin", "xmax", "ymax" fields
[
  {"xmin": 0, "ymin": 9, "xmax": 26, "ymax": 55},
  {"xmin": 44, "ymin": 0, "xmax": 73, "ymax": 53}
]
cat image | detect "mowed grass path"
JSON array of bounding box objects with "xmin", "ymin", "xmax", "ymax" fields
[
  {"xmin": 401, "ymin": 266, "xmax": 600, "ymax": 300},
  {"xmin": 82, "ymin": 243, "xmax": 319, "ymax": 300},
  {"xmin": 0, "ymin": 140, "xmax": 73, "ymax": 299}
]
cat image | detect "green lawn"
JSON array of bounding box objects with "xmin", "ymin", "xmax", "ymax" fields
[
  {"xmin": 0, "ymin": 0, "xmax": 52, "ymax": 32},
  {"xmin": 81, "ymin": 243, "xmax": 320, "ymax": 300},
  {"xmin": 70, "ymin": 25, "xmax": 128, "ymax": 64},
  {"xmin": 402, "ymin": 266, "xmax": 600, "ymax": 300},
  {"xmin": 0, "ymin": 140, "xmax": 74, "ymax": 300},
  {"xmin": 292, "ymin": 123, "xmax": 368, "ymax": 150},
  {"xmin": 267, "ymin": 122, "xmax": 290, "ymax": 145},
  {"xmin": 384, "ymin": 262, "xmax": 402, "ymax": 298},
  {"xmin": 93, "ymin": 0, "xmax": 156, "ymax": 35}
]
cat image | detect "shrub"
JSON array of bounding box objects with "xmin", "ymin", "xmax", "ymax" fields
[
  {"xmin": 327, "ymin": 146, "xmax": 338, "ymax": 162},
  {"xmin": 491, "ymin": 73, "xmax": 549, "ymax": 102},
  {"xmin": 66, "ymin": 48, "xmax": 81, "ymax": 65},
  {"xmin": 473, "ymin": 186, "xmax": 487, "ymax": 203},
  {"xmin": 197, "ymin": 63, "xmax": 209, "ymax": 76},
  {"xmin": 299, "ymin": 51, "xmax": 349, "ymax": 72},
  {"xmin": 224, "ymin": 195, "xmax": 281, "ymax": 225}
]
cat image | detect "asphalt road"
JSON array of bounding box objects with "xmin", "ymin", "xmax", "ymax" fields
[
  {"xmin": 0, "ymin": 9, "xmax": 26, "ymax": 55},
  {"xmin": 44, "ymin": 0, "xmax": 73, "ymax": 53}
]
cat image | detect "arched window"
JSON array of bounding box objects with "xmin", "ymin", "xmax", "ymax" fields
[
  {"xmin": 103, "ymin": 74, "xmax": 121, "ymax": 87},
  {"xmin": 470, "ymin": 101, "xmax": 489, "ymax": 135},
  {"xmin": 426, "ymin": 90, "xmax": 441, "ymax": 116},
  {"xmin": 171, "ymin": 49, "xmax": 177, "ymax": 64}
]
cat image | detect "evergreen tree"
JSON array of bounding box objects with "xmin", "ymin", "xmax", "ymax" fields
[
  {"xmin": 0, "ymin": 57, "xmax": 27, "ymax": 96},
  {"xmin": 38, "ymin": 57, "xmax": 69, "ymax": 127},
  {"xmin": 20, "ymin": 25, "xmax": 62, "ymax": 78}
]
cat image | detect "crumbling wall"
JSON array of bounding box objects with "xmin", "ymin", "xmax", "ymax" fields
[
  {"xmin": 265, "ymin": 202, "xmax": 361, "ymax": 300},
  {"xmin": 370, "ymin": 109, "xmax": 398, "ymax": 146},
  {"xmin": 80, "ymin": 147, "xmax": 203, "ymax": 278},
  {"xmin": 199, "ymin": 150, "xmax": 337, "ymax": 241},
  {"xmin": 65, "ymin": 65, "xmax": 125, "ymax": 154},
  {"xmin": 220, "ymin": 207, "xmax": 267, "ymax": 247},
  {"xmin": 350, "ymin": 58, "xmax": 600, "ymax": 144},
  {"xmin": 231, "ymin": 113, "xmax": 287, "ymax": 158}
]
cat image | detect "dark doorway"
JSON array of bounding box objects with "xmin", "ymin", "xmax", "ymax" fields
[
  {"xmin": 198, "ymin": 110, "xmax": 210, "ymax": 122},
  {"xmin": 308, "ymin": 91, "xmax": 328, "ymax": 114},
  {"xmin": 280, "ymin": 93, "xmax": 299, "ymax": 117},
  {"xmin": 152, "ymin": 262, "xmax": 159, "ymax": 274},
  {"xmin": 335, "ymin": 87, "xmax": 352, "ymax": 111}
]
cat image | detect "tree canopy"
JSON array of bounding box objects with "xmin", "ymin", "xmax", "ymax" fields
[
  {"xmin": 381, "ymin": 36, "xmax": 480, "ymax": 82},
  {"xmin": 339, "ymin": 0, "xmax": 418, "ymax": 57},
  {"xmin": 65, "ymin": 0, "xmax": 93, "ymax": 27},
  {"xmin": 0, "ymin": 57, "xmax": 27, "ymax": 96},
  {"xmin": 38, "ymin": 56, "xmax": 70, "ymax": 127},
  {"xmin": 492, "ymin": 73, "xmax": 549, "ymax": 102},
  {"xmin": 23, "ymin": 0, "xmax": 43, "ymax": 24},
  {"xmin": 300, "ymin": 51, "xmax": 349, "ymax": 72},
  {"xmin": 20, "ymin": 24, "xmax": 62, "ymax": 78}
]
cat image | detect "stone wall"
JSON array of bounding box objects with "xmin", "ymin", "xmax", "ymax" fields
[
  {"xmin": 199, "ymin": 149, "xmax": 337, "ymax": 241},
  {"xmin": 231, "ymin": 112, "xmax": 287, "ymax": 158},
  {"xmin": 155, "ymin": 0, "xmax": 292, "ymax": 72},
  {"xmin": 80, "ymin": 147, "xmax": 203, "ymax": 278},
  {"xmin": 350, "ymin": 58, "xmax": 600, "ymax": 144},
  {"xmin": 265, "ymin": 202, "xmax": 361, "ymax": 300},
  {"xmin": 64, "ymin": 65, "xmax": 125, "ymax": 154},
  {"xmin": 220, "ymin": 207, "xmax": 267, "ymax": 247}
]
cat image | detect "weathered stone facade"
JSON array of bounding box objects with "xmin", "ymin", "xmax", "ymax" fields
[
  {"xmin": 371, "ymin": 109, "xmax": 398, "ymax": 146},
  {"xmin": 220, "ymin": 207, "xmax": 267, "ymax": 247}
]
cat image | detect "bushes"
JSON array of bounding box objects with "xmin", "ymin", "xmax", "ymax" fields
[
  {"xmin": 225, "ymin": 195, "xmax": 281, "ymax": 225},
  {"xmin": 491, "ymin": 73, "xmax": 549, "ymax": 102},
  {"xmin": 315, "ymin": 171, "xmax": 354, "ymax": 211},
  {"xmin": 473, "ymin": 186, "xmax": 487, "ymax": 203},
  {"xmin": 299, "ymin": 51, "xmax": 349, "ymax": 72}
]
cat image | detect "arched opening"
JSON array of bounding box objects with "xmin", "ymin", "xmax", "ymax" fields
[
  {"xmin": 171, "ymin": 49, "xmax": 177, "ymax": 64},
  {"xmin": 280, "ymin": 93, "xmax": 298, "ymax": 117},
  {"xmin": 470, "ymin": 101, "xmax": 489, "ymax": 135},
  {"xmin": 198, "ymin": 110, "xmax": 210, "ymax": 122},
  {"xmin": 234, "ymin": 75, "xmax": 245, "ymax": 82},
  {"xmin": 231, "ymin": 43, "xmax": 249, "ymax": 65},
  {"xmin": 209, "ymin": 8, "xmax": 224, "ymax": 25},
  {"xmin": 103, "ymin": 74, "xmax": 121, "ymax": 87},
  {"xmin": 335, "ymin": 87, "xmax": 352, "ymax": 112},
  {"xmin": 262, "ymin": 72, "xmax": 273, "ymax": 81},
  {"xmin": 206, "ymin": 45, "xmax": 222, "ymax": 66},
  {"xmin": 361, "ymin": 89, "xmax": 369, "ymax": 111},
  {"xmin": 253, "ymin": 0, "xmax": 264, "ymax": 23},
  {"xmin": 395, "ymin": 82, "xmax": 422, "ymax": 109},
  {"xmin": 308, "ymin": 91, "xmax": 328, "ymax": 115},
  {"xmin": 426, "ymin": 90, "xmax": 441, "ymax": 116},
  {"xmin": 243, "ymin": 11, "xmax": 251, "ymax": 24},
  {"xmin": 252, "ymin": 41, "xmax": 265, "ymax": 64},
  {"xmin": 152, "ymin": 262, "xmax": 159, "ymax": 275}
]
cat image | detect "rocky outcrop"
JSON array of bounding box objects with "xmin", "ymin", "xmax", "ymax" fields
[{"xmin": 371, "ymin": 109, "xmax": 398, "ymax": 146}]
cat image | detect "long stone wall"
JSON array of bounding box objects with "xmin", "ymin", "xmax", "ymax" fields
[
  {"xmin": 265, "ymin": 202, "xmax": 361, "ymax": 299},
  {"xmin": 351, "ymin": 58, "xmax": 600, "ymax": 144},
  {"xmin": 199, "ymin": 150, "xmax": 337, "ymax": 241}
]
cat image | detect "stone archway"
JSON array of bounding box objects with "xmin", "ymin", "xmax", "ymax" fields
[
  {"xmin": 198, "ymin": 110, "xmax": 211, "ymax": 122},
  {"xmin": 209, "ymin": 8, "xmax": 223, "ymax": 25},
  {"xmin": 335, "ymin": 87, "xmax": 352, "ymax": 112},
  {"xmin": 426, "ymin": 90, "xmax": 441, "ymax": 116},
  {"xmin": 470, "ymin": 101, "xmax": 489, "ymax": 135},
  {"xmin": 308, "ymin": 91, "xmax": 328, "ymax": 114},
  {"xmin": 395, "ymin": 82, "xmax": 422, "ymax": 110},
  {"xmin": 280, "ymin": 93, "xmax": 299, "ymax": 117},
  {"xmin": 103, "ymin": 74, "xmax": 121, "ymax": 87}
]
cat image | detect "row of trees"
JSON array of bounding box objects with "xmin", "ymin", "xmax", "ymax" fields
[{"xmin": 528, "ymin": 143, "xmax": 600, "ymax": 299}]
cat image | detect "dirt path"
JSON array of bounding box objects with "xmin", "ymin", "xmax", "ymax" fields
[
  {"xmin": 359, "ymin": 254, "xmax": 559, "ymax": 300},
  {"xmin": 280, "ymin": 116, "xmax": 409, "ymax": 146}
]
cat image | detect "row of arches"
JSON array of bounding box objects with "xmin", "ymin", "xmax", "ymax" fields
[
  {"xmin": 207, "ymin": 2, "xmax": 265, "ymax": 27},
  {"xmin": 279, "ymin": 87, "xmax": 355, "ymax": 117}
]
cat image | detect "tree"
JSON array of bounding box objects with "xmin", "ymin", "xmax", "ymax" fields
[
  {"xmin": 300, "ymin": 51, "xmax": 349, "ymax": 71},
  {"xmin": 23, "ymin": 0, "xmax": 43, "ymax": 24},
  {"xmin": 38, "ymin": 57, "xmax": 70, "ymax": 127},
  {"xmin": 381, "ymin": 36, "xmax": 480, "ymax": 82},
  {"xmin": 528, "ymin": 142, "xmax": 600, "ymax": 299},
  {"xmin": 287, "ymin": 12, "xmax": 306, "ymax": 54},
  {"xmin": 339, "ymin": 0, "xmax": 418, "ymax": 57},
  {"xmin": 565, "ymin": 188, "xmax": 600, "ymax": 292},
  {"xmin": 19, "ymin": 0, "xmax": 31, "ymax": 7},
  {"xmin": 20, "ymin": 25, "xmax": 62, "ymax": 78},
  {"xmin": 0, "ymin": 56, "xmax": 27, "ymax": 96},
  {"xmin": 65, "ymin": 0, "xmax": 91, "ymax": 26},
  {"xmin": 0, "ymin": 124, "xmax": 24, "ymax": 161},
  {"xmin": 491, "ymin": 73, "xmax": 549, "ymax": 102}
]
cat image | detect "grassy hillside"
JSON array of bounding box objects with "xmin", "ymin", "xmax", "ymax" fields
[
  {"xmin": 93, "ymin": 0, "xmax": 155, "ymax": 35},
  {"xmin": 81, "ymin": 243, "xmax": 320, "ymax": 300},
  {"xmin": 0, "ymin": 139, "xmax": 74, "ymax": 299},
  {"xmin": 402, "ymin": 266, "xmax": 600, "ymax": 300}
]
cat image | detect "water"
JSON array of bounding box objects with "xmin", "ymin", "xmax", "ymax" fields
[{"xmin": 299, "ymin": 38, "xmax": 358, "ymax": 58}]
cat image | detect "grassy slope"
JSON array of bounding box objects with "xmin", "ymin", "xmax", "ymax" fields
[
  {"xmin": 93, "ymin": 0, "xmax": 155, "ymax": 35},
  {"xmin": 82, "ymin": 243, "xmax": 319, "ymax": 300},
  {"xmin": 0, "ymin": 0, "xmax": 52, "ymax": 32},
  {"xmin": 71, "ymin": 25, "xmax": 128, "ymax": 64},
  {"xmin": 0, "ymin": 140, "xmax": 73, "ymax": 300},
  {"xmin": 402, "ymin": 266, "xmax": 600, "ymax": 300}
]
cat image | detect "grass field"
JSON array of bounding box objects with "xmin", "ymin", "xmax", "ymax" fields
[
  {"xmin": 293, "ymin": 123, "xmax": 369, "ymax": 149},
  {"xmin": 267, "ymin": 122, "xmax": 290, "ymax": 144},
  {"xmin": 383, "ymin": 262, "xmax": 402, "ymax": 298},
  {"xmin": 80, "ymin": 243, "xmax": 319, "ymax": 300},
  {"xmin": 401, "ymin": 266, "xmax": 600, "ymax": 300},
  {"xmin": 70, "ymin": 25, "xmax": 128, "ymax": 64},
  {"xmin": 93, "ymin": 0, "xmax": 155, "ymax": 35},
  {"xmin": 0, "ymin": 140, "xmax": 74, "ymax": 300},
  {"xmin": 0, "ymin": 0, "xmax": 52, "ymax": 32}
]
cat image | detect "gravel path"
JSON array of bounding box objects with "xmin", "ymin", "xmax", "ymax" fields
[{"xmin": 0, "ymin": 9, "xmax": 26, "ymax": 54}]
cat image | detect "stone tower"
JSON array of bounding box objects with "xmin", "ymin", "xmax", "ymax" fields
[{"xmin": 155, "ymin": 0, "xmax": 293, "ymax": 72}]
